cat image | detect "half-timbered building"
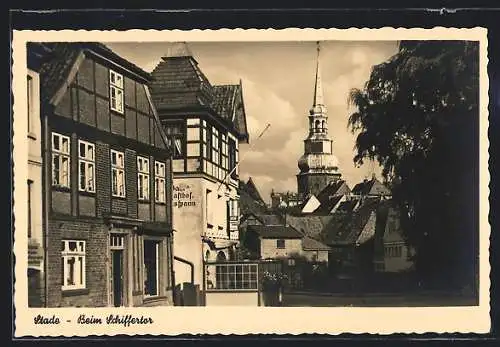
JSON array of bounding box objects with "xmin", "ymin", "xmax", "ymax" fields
[{"xmin": 32, "ymin": 42, "xmax": 175, "ymax": 307}]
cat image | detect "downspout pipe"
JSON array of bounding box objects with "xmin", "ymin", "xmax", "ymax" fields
[
  {"xmin": 174, "ymin": 256, "xmax": 194, "ymax": 284},
  {"xmin": 42, "ymin": 107, "xmax": 50, "ymax": 307}
]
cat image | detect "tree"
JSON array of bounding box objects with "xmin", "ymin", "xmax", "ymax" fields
[{"xmin": 348, "ymin": 41, "xmax": 479, "ymax": 292}]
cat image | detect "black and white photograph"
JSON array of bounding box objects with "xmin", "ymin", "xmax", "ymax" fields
[{"xmin": 12, "ymin": 27, "xmax": 490, "ymax": 336}]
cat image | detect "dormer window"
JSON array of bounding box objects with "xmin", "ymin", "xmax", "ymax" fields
[{"xmin": 109, "ymin": 70, "xmax": 124, "ymax": 114}]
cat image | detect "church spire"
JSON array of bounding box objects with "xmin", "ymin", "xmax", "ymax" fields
[
  {"xmin": 313, "ymin": 41, "xmax": 324, "ymax": 107},
  {"xmin": 310, "ymin": 41, "xmax": 327, "ymax": 116}
]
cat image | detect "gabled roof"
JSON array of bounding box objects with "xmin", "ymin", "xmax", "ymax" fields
[
  {"xmin": 238, "ymin": 179, "xmax": 268, "ymax": 216},
  {"xmin": 150, "ymin": 54, "xmax": 214, "ymax": 109},
  {"xmin": 149, "ymin": 45, "xmax": 249, "ymax": 142},
  {"xmin": 313, "ymin": 195, "xmax": 343, "ymax": 214},
  {"xmin": 36, "ymin": 42, "xmax": 152, "ymax": 106},
  {"xmin": 352, "ymin": 176, "xmax": 391, "ymax": 196},
  {"xmin": 247, "ymin": 225, "xmax": 303, "ymax": 239},
  {"xmin": 302, "ymin": 236, "xmax": 331, "ymax": 251},
  {"xmin": 32, "ymin": 42, "xmax": 171, "ymax": 153},
  {"xmin": 323, "ymin": 197, "xmax": 381, "ymax": 246},
  {"xmin": 245, "ymin": 177, "xmax": 265, "ymax": 205},
  {"xmin": 316, "ymin": 180, "xmax": 349, "ymax": 203},
  {"xmin": 285, "ymin": 214, "xmax": 335, "ymax": 239},
  {"xmin": 336, "ymin": 199, "xmax": 359, "ymax": 213}
]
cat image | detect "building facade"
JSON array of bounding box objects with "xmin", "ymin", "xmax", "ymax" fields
[
  {"xmin": 34, "ymin": 43, "xmax": 175, "ymax": 307},
  {"xmin": 149, "ymin": 44, "xmax": 249, "ymax": 296},
  {"xmin": 27, "ymin": 44, "xmax": 46, "ymax": 307}
]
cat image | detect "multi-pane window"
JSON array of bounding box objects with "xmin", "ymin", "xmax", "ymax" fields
[
  {"xmin": 164, "ymin": 122, "xmax": 185, "ymax": 159},
  {"xmin": 228, "ymin": 199, "xmax": 239, "ymax": 219},
  {"xmin": 276, "ymin": 239, "xmax": 285, "ymax": 249},
  {"xmin": 154, "ymin": 161, "xmax": 166, "ymax": 203},
  {"xmin": 211, "ymin": 127, "xmax": 219, "ymax": 164},
  {"xmin": 78, "ymin": 140, "xmax": 95, "ymax": 193},
  {"xmin": 61, "ymin": 240, "xmax": 86, "ymax": 290},
  {"xmin": 52, "ymin": 132, "xmax": 70, "ymax": 188},
  {"xmin": 144, "ymin": 240, "xmax": 160, "ymax": 297},
  {"xmin": 137, "ymin": 156, "xmax": 150, "ymax": 200},
  {"xmin": 111, "ymin": 150, "xmax": 125, "ymax": 197},
  {"xmin": 109, "ymin": 70, "xmax": 124, "ymax": 114},
  {"xmin": 228, "ymin": 138, "xmax": 237, "ymax": 179}
]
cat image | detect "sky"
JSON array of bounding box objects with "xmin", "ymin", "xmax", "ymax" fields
[{"xmin": 105, "ymin": 41, "xmax": 399, "ymax": 204}]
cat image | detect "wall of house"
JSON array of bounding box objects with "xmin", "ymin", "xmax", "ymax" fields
[
  {"xmin": 45, "ymin": 52, "xmax": 174, "ymax": 307},
  {"xmin": 27, "ymin": 68, "xmax": 45, "ymax": 307},
  {"xmin": 260, "ymin": 238, "xmax": 302, "ymax": 259},
  {"xmin": 383, "ymin": 208, "xmax": 413, "ymax": 272}
]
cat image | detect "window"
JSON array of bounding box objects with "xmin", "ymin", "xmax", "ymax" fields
[
  {"xmin": 288, "ymin": 258, "xmax": 295, "ymax": 266},
  {"xmin": 109, "ymin": 70, "xmax": 124, "ymax": 114},
  {"xmin": 27, "ymin": 180, "xmax": 33, "ymax": 238},
  {"xmin": 111, "ymin": 150, "xmax": 125, "ymax": 197},
  {"xmin": 78, "ymin": 140, "xmax": 95, "ymax": 193},
  {"xmin": 164, "ymin": 122, "xmax": 185, "ymax": 159},
  {"xmin": 144, "ymin": 240, "xmax": 160, "ymax": 297},
  {"xmin": 52, "ymin": 132, "xmax": 70, "ymax": 188},
  {"xmin": 137, "ymin": 156, "xmax": 150, "ymax": 200},
  {"xmin": 61, "ymin": 240, "xmax": 86, "ymax": 290},
  {"xmin": 228, "ymin": 138, "xmax": 237, "ymax": 179},
  {"xmin": 276, "ymin": 239, "xmax": 285, "ymax": 249},
  {"xmin": 27, "ymin": 75, "xmax": 33, "ymax": 133},
  {"xmin": 154, "ymin": 161, "xmax": 166, "ymax": 203},
  {"xmin": 228, "ymin": 199, "xmax": 239, "ymax": 219},
  {"xmin": 210, "ymin": 263, "xmax": 258, "ymax": 290},
  {"xmin": 211, "ymin": 127, "xmax": 219, "ymax": 164},
  {"xmin": 206, "ymin": 126, "xmax": 212, "ymax": 161}
]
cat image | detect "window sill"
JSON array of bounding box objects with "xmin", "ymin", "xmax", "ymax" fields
[
  {"xmin": 79, "ymin": 190, "xmax": 96, "ymax": 197},
  {"xmin": 52, "ymin": 186, "xmax": 71, "ymax": 193},
  {"xmin": 154, "ymin": 201, "xmax": 166, "ymax": 205},
  {"xmin": 27, "ymin": 132, "xmax": 37, "ymax": 140},
  {"xmin": 112, "ymin": 195, "xmax": 127, "ymax": 200},
  {"xmin": 138, "ymin": 199, "xmax": 151, "ymax": 203},
  {"xmin": 110, "ymin": 108, "xmax": 125, "ymax": 117},
  {"xmin": 62, "ymin": 288, "xmax": 89, "ymax": 297}
]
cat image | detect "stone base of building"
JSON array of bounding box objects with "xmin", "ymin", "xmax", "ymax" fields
[{"xmin": 45, "ymin": 216, "xmax": 174, "ymax": 308}]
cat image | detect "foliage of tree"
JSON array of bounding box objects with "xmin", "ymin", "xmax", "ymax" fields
[{"xmin": 348, "ymin": 41, "xmax": 479, "ymax": 291}]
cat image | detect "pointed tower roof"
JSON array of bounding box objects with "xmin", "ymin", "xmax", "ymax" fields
[
  {"xmin": 310, "ymin": 41, "xmax": 327, "ymax": 115},
  {"xmin": 162, "ymin": 42, "xmax": 194, "ymax": 59}
]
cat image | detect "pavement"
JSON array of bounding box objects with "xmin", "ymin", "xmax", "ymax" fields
[{"xmin": 281, "ymin": 290, "xmax": 478, "ymax": 307}]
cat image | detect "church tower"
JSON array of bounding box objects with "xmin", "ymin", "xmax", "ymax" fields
[{"xmin": 297, "ymin": 42, "xmax": 341, "ymax": 198}]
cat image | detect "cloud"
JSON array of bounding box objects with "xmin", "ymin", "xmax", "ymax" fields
[{"xmin": 104, "ymin": 41, "xmax": 398, "ymax": 202}]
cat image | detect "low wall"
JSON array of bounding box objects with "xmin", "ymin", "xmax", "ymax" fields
[{"xmin": 205, "ymin": 291, "xmax": 259, "ymax": 306}]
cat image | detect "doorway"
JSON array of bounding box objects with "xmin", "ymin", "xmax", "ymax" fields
[
  {"xmin": 109, "ymin": 233, "xmax": 126, "ymax": 307},
  {"xmin": 111, "ymin": 250, "xmax": 123, "ymax": 307}
]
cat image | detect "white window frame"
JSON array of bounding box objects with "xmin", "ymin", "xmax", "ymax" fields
[
  {"xmin": 61, "ymin": 240, "xmax": 86, "ymax": 290},
  {"xmin": 52, "ymin": 132, "xmax": 71, "ymax": 188},
  {"xmin": 111, "ymin": 149, "xmax": 126, "ymax": 197},
  {"xmin": 154, "ymin": 161, "xmax": 166, "ymax": 203},
  {"xmin": 137, "ymin": 156, "xmax": 150, "ymax": 200},
  {"xmin": 109, "ymin": 70, "xmax": 124, "ymax": 114},
  {"xmin": 78, "ymin": 140, "xmax": 95, "ymax": 193}
]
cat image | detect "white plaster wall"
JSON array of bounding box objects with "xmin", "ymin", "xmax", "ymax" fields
[{"xmin": 205, "ymin": 291, "xmax": 259, "ymax": 306}]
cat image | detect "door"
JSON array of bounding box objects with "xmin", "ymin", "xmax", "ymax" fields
[{"xmin": 111, "ymin": 250, "xmax": 124, "ymax": 307}]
